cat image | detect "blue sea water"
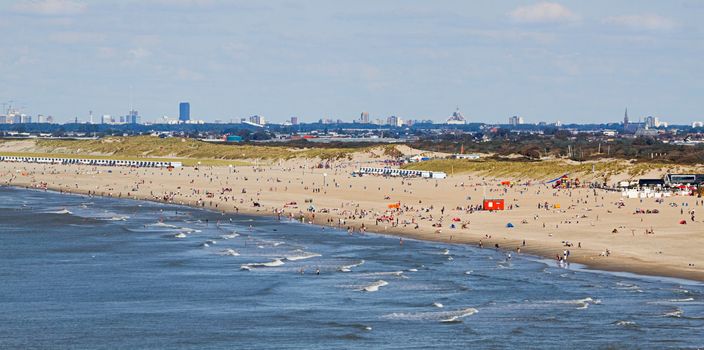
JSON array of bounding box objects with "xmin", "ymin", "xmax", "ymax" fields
[{"xmin": 0, "ymin": 186, "xmax": 702, "ymax": 349}]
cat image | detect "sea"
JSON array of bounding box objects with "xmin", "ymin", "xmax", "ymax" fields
[{"xmin": 0, "ymin": 186, "xmax": 702, "ymax": 349}]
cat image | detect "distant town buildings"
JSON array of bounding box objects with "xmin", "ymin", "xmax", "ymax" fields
[
  {"xmin": 246, "ymin": 115, "xmax": 265, "ymax": 126},
  {"xmin": 386, "ymin": 115, "xmax": 403, "ymax": 127},
  {"xmin": 692, "ymin": 121, "xmax": 704, "ymax": 128},
  {"xmin": 509, "ymin": 115, "xmax": 524, "ymax": 126},
  {"xmin": 179, "ymin": 102, "xmax": 190, "ymax": 122},
  {"xmin": 290, "ymin": 116, "xmax": 298, "ymax": 125}
]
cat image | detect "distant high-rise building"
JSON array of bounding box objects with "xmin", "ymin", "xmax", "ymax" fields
[
  {"xmin": 249, "ymin": 115, "xmax": 265, "ymax": 125},
  {"xmin": 290, "ymin": 116, "xmax": 299, "ymax": 125},
  {"xmin": 179, "ymin": 102, "xmax": 190, "ymax": 122},
  {"xmin": 127, "ymin": 110, "xmax": 140, "ymax": 124},
  {"xmin": 644, "ymin": 115, "xmax": 660, "ymax": 129},
  {"xmin": 509, "ymin": 115, "xmax": 524, "ymax": 126},
  {"xmin": 360, "ymin": 112, "xmax": 369, "ymax": 123},
  {"xmin": 446, "ymin": 107, "xmax": 466, "ymax": 125},
  {"xmin": 623, "ymin": 108, "xmax": 629, "ymax": 128},
  {"xmin": 386, "ymin": 115, "xmax": 402, "ymax": 127}
]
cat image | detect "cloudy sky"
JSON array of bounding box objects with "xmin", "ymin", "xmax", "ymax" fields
[{"xmin": 1, "ymin": 0, "xmax": 702, "ymax": 124}]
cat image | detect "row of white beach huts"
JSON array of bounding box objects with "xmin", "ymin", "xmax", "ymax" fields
[
  {"xmin": 0, "ymin": 155, "xmax": 182, "ymax": 168},
  {"xmin": 356, "ymin": 167, "xmax": 447, "ymax": 179}
]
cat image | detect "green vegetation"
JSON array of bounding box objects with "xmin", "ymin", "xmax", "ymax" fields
[
  {"xmin": 402, "ymin": 159, "xmax": 700, "ymax": 180},
  {"xmin": 411, "ymin": 133, "xmax": 704, "ymax": 165},
  {"xmin": 30, "ymin": 136, "xmax": 362, "ymax": 163}
]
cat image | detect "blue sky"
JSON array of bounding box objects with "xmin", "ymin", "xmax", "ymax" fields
[{"xmin": 1, "ymin": 0, "xmax": 702, "ymax": 124}]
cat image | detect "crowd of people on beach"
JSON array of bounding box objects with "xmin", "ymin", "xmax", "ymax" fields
[{"xmin": 2, "ymin": 157, "xmax": 702, "ymax": 275}]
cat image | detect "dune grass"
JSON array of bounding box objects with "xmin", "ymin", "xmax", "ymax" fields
[
  {"xmin": 29, "ymin": 136, "xmax": 361, "ymax": 162},
  {"xmin": 402, "ymin": 159, "xmax": 697, "ymax": 180}
]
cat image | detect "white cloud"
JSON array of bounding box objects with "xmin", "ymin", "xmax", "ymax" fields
[
  {"xmin": 509, "ymin": 2, "xmax": 579, "ymax": 24},
  {"xmin": 603, "ymin": 14, "xmax": 677, "ymax": 31},
  {"xmin": 13, "ymin": 0, "xmax": 87, "ymax": 16}
]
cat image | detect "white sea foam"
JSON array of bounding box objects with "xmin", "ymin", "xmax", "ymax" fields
[
  {"xmin": 664, "ymin": 308, "xmax": 683, "ymax": 318},
  {"xmin": 614, "ymin": 320, "xmax": 636, "ymax": 327},
  {"xmin": 107, "ymin": 216, "xmax": 128, "ymax": 221},
  {"xmin": 285, "ymin": 251, "xmax": 321, "ymax": 261},
  {"xmin": 174, "ymin": 233, "xmax": 187, "ymax": 238},
  {"xmin": 668, "ymin": 298, "xmax": 694, "ymax": 302},
  {"xmin": 220, "ymin": 248, "xmax": 240, "ymax": 256},
  {"xmin": 407, "ymin": 268, "xmax": 418, "ymax": 272},
  {"xmin": 149, "ymin": 222, "xmax": 178, "ymax": 228},
  {"xmin": 432, "ymin": 302, "xmax": 444, "ymax": 308},
  {"xmin": 359, "ymin": 280, "xmax": 388, "ymax": 292},
  {"xmin": 241, "ymin": 258, "xmax": 285, "ymax": 270},
  {"xmin": 441, "ymin": 249, "xmax": 450, "ymax": 255},
  {"xmin": 53, "ymin": 209, "xmax": 72, "ymax": 215},
  {"xmin": 339, "ymin": 260, "xmax": 365, "ymax": 272},
  {"xmin": 464, "ymin": 270, "xmax": 473, "ymax": 275},
  {"xmin": 221, "ymin": 233, "xmax": 239, "ymax": 240},
  {"xmin": 544, "ymin": 297, "xmax": 600, "ymax": 310},
  {"xmin": 383, "ymin": 307, "xmax": 478, "ymax": 323},
  {"xmin": 359, "ymin": 271, "xmax": 404, "ymax": 277}
]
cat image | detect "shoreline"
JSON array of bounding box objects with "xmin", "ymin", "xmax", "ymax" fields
[{"xmin": 5, "ymin": 182, "xmax": 703, "ymax": 284}]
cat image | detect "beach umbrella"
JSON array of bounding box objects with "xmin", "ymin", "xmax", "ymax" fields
[
  {"xmin": 506, "ymin": 223, "xmax": 514, "ymax": 228},
  {"xmin": 679, "ymin": 220, "xmax": 687, "ymax": 225}
]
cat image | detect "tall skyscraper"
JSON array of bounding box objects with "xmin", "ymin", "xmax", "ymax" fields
[
  {"xmin": 509, "ymin": 115, "xmax": 523, "ymax": 126},
  {"xmin": 623, "ymin": 108, "xmax": 629, "ymax": 128},
  {"xmin": 290, "ymin": 116, "xmax": 299, "ymax": 125},
  {"xmin": 179, "ymin": 102, "xmax": 190, "ymax": 122},
  {"xmin": 360, "ymin": 112, "xmax": 369, "ymax": 123},
  {"xmin": 127, "ymin": 110, "xmax": 140, "ymax": 124}
]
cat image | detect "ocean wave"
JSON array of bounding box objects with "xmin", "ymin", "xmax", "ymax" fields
[
  {"xmin": 285, "ymin": 251, "xmax": 321, "ymax": 261},
  {"xmin": 148, "ymin": 222, "xmax": 179, "ymax": 228},
  {"xmin": 664, "ymin": 308, "xmax": 682, "ymax": 318},
  {"xmin": 339, "ymin": 260, "xmax": 365, "ymax": 272},
  {"xmin": 613, "ymin": 320, "xmax": 637, "ymax": 328},
  {"xmin": 219, "ymin": 248, "xmax": 240, "ymax": 256},
  {"xmin": 174, "ymin": 233, "xmax": 187, "ymax": 239},
  {"xmin": 359, "ymin": 280, "xmax": 388, "ymax": 292},
  {"xmin": 383, "ymin": 307, "xmax": 478, "ymax": 323},
  {"xmin": 53, "ymin": 209, "xmax": 72, "ymax": 215},
  {"xmin": 441, "ymin": 249, "xmax": 450, "ymax": 255},
  {"xmin": 241, "ymin": 258, "xmax": 285, "ymax": 270},
  {"xmin": 668, "ymin": 298, "xmax": 694, "ymax": 302},
  {"xmin": 432, "ymin": 302, "xmax": 444, "ymax": 308},
  {"xmin": 543, "ymin": 297, "xmax": 601, "ymax": 310},
  {"xmin": 221, "ymin": 233, "xmax": 239, "ymax": 239}
]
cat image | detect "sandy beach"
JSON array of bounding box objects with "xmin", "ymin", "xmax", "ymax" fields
[{"xmin": 2, "ymin": 156, "xmax": 703, "ymax": 282}]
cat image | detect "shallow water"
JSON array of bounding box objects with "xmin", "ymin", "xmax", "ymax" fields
[{"xmin": 0, "ymin": 187, "xmax": 703, "ymax": 349}]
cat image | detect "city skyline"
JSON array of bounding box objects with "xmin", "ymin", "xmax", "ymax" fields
[{"xmin": 1, "ymin": 0, "xmax": 702, "ymax": 123}]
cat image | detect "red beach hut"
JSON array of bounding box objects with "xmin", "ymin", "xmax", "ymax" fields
[{"xmin": 483, "ymin": 199, "xmax": 505, "ymax": 211}]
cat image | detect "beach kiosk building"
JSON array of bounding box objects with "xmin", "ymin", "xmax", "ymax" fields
[{"xmin": 483, "ymin": 199, "xmax": 505, "ymax": 211}]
